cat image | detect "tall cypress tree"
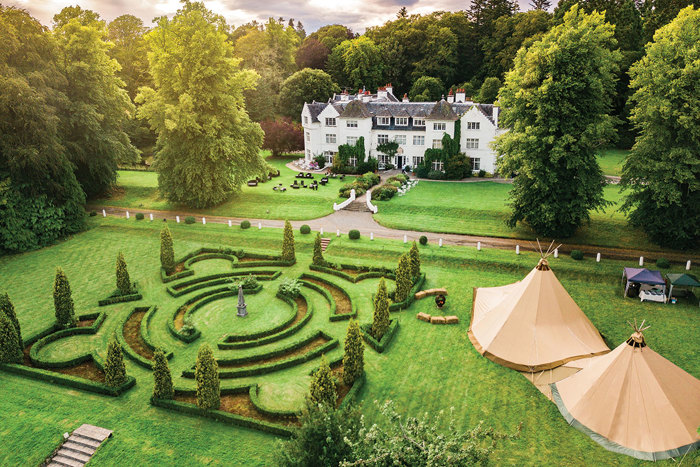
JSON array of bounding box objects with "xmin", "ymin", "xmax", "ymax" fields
[
  {"xmin": 195, "ymin": 344, "xmax": 220, "ymax": 409},
  {"xmin": 116, "ymin": 252, "xmax": 131, "ymax": 294},
  {"xmin": 309, "ymin": 354, "xmax": 337, "ymax": 408},
  {"xmin": 372, "ymin": 279, "xmax": 390, "ymax": 341},
  {"xmin": 104, "ymin": 336, "xmax": 127, "ymax": 387},
  {"xmin": 0, "ymin": 312, "xmax": 22, "ymax": 363},
  {"xmin": 312, "ymin": 232, "xmax": 325, "ymax": 265},
  {"xmin": 394, "ymin": 254, "xmax": 413, "ymax": 303},
  {"xmin": 53, "ymin": 267, "xmax": 76, "ymax": 328},
  {"xmin": 342, "ymin": 319, "xmax": 364, "ymax": 386},
  {"xmin": 152, "ymin": 348, "xmax": 174, "ymax": 400},
  {"xmin": 0, "ymin": 293, "xmax": 21, "ymax": 347},
  {"xmin": 408, "ymin": 241, "xmax": 420, "ymax": 279},
  {"xmin": 281, "ymin": 220, "xmax": 296, "ymax": 262},
  {"xmin": 160, "ymin": 226, "xmax": 174, "ymax": 273}
]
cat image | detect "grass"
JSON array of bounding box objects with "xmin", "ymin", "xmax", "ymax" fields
[
  {"xmin": 1, "ymin": 218, "xmax": 698, "ymax": 466},
  {"xmin": 597, "ymin": 148, "xmax": 629, "ymax": 177}
]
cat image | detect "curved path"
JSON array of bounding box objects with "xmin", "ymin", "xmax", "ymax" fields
[{"xmin": 87, "ymin": 204, "xmax": 698, "ymax": 263}]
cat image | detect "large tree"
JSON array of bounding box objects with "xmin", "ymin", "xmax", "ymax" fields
[
  {"xmin": 620, "ymin": 7, "xmax": 700, "ymax": 249},
  {"xmin": 53, "ymin": 6, "xmax": 139, "ymax": 197},
  {"xmin": 137, "ymin": 1, "xmax": 267, "ymax": 208},
  {"xmin": 295, "ymin": 38, "xmax": 330, "ymax": 70},
  {"xmin": 327, "ymin": 37, "xmax": 384, "ymax": 91},
  {"xmin": 409, "ymin": 76, "xmax": 444, "ymax": 102},
  {"xmin": 107, "ymin": 15, "xmax": 150, "ymax": 100},
  {"xmin": 495, "ymin": 5, "xmax": 620, "ymax": 237},
  {"xmin": 278, "ymin": 68, "xmax": 339, "ymax": 121}
]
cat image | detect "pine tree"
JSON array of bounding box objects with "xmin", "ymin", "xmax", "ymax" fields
[
  {"xmin": 372, "ymin": 279, "xmax": 391, "ymax": 341},
  {"xmin": 195, "ymin": 344, "xmax": 220, "ymax": 410},
  {"xmin": 395, "ymin": 254, "xmax": 413, "ymax": 303},
  {"xmin": 309, "ymin": 354, "xmax": 337, "ymax": 408},
  {"xmin": 408, "ymin": 242, "xmax": 420, "ymax": 279},
  {"xmin": 530, "ymin": 0, "xmax": 551, "ymax": 11},
  {"xmin": 160, "ymin": 226, "xmax": 174, "ymax": 273},
  {"xmin": 281, "ymin": 220, "xmax": 296, "ymax": 262},
  {"xmin": 104, "ymin": 336, "xmax": 127, "ymax": 387},
  {"xmin": 116, "ymin": 252, "xmax": 131, "ymax": 295},
  {"xmin": 0, "ymin": 293, "xmax": 21, "ymax": 347},
  {"xmin": 53, "ymin": 267, "xmax": 76, "ymax": 328},
  {"xmin": 0, "ymin": 312, "xmax": 22, "ymax": 363},
  {"xmin": 152, "ymin": 348, "xmax": 174, "ymax": 400},
  {"xmin": 342, "ymin": 320, "xmax": 364, "ymax": 386},
  {"xmin": 312, "ymin": 233, "xmax": 325, "ymax": 266}
]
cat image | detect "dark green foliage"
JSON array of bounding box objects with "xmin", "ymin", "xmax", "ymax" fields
[
  {"xmin": 419, "ymin": 235, "xmax": 428, "ymax": 245},
  {"xmin": 348, "ymin": 229, "xmax": 360, "ymax": 240},
  {"xmin": 116, "ymin": 252, "xmax": 131, "ymax": 295},
  {"xmin": 308, "ymin": 354, "xmax": 337, "ymax": 407},
  {"xmin": 656, "ymin": 258, "xmax": 670, "ymax": 269},
  {"xmin": 242, "ymin": 274, "xmax": 259, "ymax": 289},
  {"xmin": 312, "ymin": 234, "xmax": 326, "ymax": 267},
  {"xmin": 395, "ymin": 254, "xmax": 413, "ymax": 303},
  {"xmin": 409, "ymin": 241, "xmax": 421, "ymax": 278},
  {"xmin": 153, "ymin": 348, "xmax": 174, "ymax": 399},
  {"xmin": 418, "ymin": 133, "xmax": 469, "ymax": 180},
  {"xmin": 476, "ymin": 77, "xmax": 501, "ymax": 103},
  {"xmin": 373, "ymin": 184, "xmax": 398, "ymax": 200},
  {"xmin": 478, "ymin": 169, "xmax": 486, "ymax": 177},
  {"xmin": 0, "ymin": 311, "xmax": 22, "ymax": 363},
  {"xmin": 195, "ymin": 344, "xmax": 220, "ymax": 410},
  {"xmin": 570, "ymin": 250, "xmax": 584, "ymax": 260},
  {"xmin": 299, "ymin": 224, "xmax": 311, "ymax": 235},
  {"xmin": 342, "ymin": 320, "xmax": 364, "ymax": 386},
  {"xmin": 105, "ymin": 336, "xmax": 127, "ymax": 388},
  {"xmin": 279, "ymin": 68, "xmax": 339, "ymax": 121},
  {"xmin": 332, "ymin": 137, "xmax": 369, "ymax": 174},
  {"xmin": 135, "ymin": 212, "xmax": 145, "ymax": 220},
  {"xmin": 240, "ymin": 220, "xmax": 251, "ymax": 229},
  {"xmin": 281, "ymin": 220, "xmax": 295, "ymax": 262},
  {"xmin": 372, "ymin": 279, "xmax": 390, "ymax": 341},
  {"xmin": 409, "ymin": 76, "xmax": 444, "ymax": 101},
  {"xmin": 427, "ymin": 170, "xmax": 446, "ymax": 180},
  {"xmin": 184, "ymin": 216, "xmax": 196, "ymax": 224},
  {"xmin": 278, "ymin": 279, "xmax": 301, "ymax": 299},
  {"xmin": 0, "ymin": 293, "xmax": 21, "ymax": 347},
  {"xmin": 160, "ymin": 226, "xmax": 174, "ymax": 273},
  {"xmin": 53, "ymin": 267, "xmax": 76, "ymax": 328}
]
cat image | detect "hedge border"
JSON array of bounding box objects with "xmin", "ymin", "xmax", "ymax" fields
[
  {"xmin": 299, "ymin": 280, "xmax": 336, "ymax": 317},
  {"xmin": 299, "ymin": 273, "xmax": 357, "ymax": 321},
  {"xmin": 167, "ymin": 271, "xmax": 279, "ymax": 297},
  {"xmin": 360, "ymin": 320, "xmax": 399, "ymax": 353},
  {"xmin": 307, "ymin": 360, "xmax": 366, "ymax": 409},
  {"xmin": 249, "ymin": 385, "xmax": 298, "ymax": 419},
  {"xmin": 117, "ymin": 306, "xmax": 174, "ymax": 370},
  {"xmin": 98, "ymin": 290, "xmax": 143, "ymax": 306},
  {"xmin": 216, "ymin": 330, "xmax": 329, "ymax": 366},
  {"xmin": 218, "ymin": 290, "xmax": 314, "ymax": 350},
  {"xmin": 220, "ymin": 292, "xmax": 299, "ymax": 343},
  {"xmin": 141, "ymin": 306, "xmax": 173, "ymax": 358},
  {"xmin": 161, "ymin": 247, "xmax": 245, "ymax": 283},
  {"xmin": 389, "ymin": 273, "xmax": 426, "ymax": 311},
  {"xmin": 29, "ymin": 313, "xmax": 107, "ymax": 368},
  {"xmin": 309, "ymin": 264, "xmax": 395, "ymax": 283}
]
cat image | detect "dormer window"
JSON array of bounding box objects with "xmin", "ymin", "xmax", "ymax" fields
[
  {"xmin": 325, "ymin": 117, "xmax": 336, "ymax": 127},
  {"xmin": 377, "ymin": 116, "xmax": 390, "ymax": 126},
  {"xmin": 395, "ymin": 117, "xmax": 408, "ymax": 126},
  {"xmin": 433, "ymin": 122, "xmax": 446, "ymax": 131},
  {"xmin": 413, "ymin": 118, "xmax": 425, "ymax": 127}
]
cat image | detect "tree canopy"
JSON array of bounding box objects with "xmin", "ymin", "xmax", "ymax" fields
[{"xmin": 279, "ymin": 68, "xmax": 339, "ymax": 121}]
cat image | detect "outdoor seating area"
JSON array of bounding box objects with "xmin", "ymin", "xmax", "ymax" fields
[
  {"xmin": 621, "ymin": 267, "xmax": 699, "ymax": 305},
  {"xmin": 667, "ymin": 273, "xmax": 700, "ymax": 306}
]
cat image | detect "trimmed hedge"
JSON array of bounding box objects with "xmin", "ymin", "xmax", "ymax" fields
[
  {"xmin": 220, "ymin": 293, "xmax": 299, "ymax": 343},
  {"xmin": 98, "ymin": 289, "xmax": 142, "ymax": 306},
  {"xmin": 300, "ymin": 225, "xmax": 311, "ymax": 235},
  {"xmin": 167, "ymin": 272, "xmax": 273, "ymax": 297},
  {"xmin": 360, "ymin": 320, "xmax": 399, "ymax": 353},
  {"xmin": 135, "ymin": 213, "xmax": 145, "ymax": 220},
  {"xmin": 30, "ymin": 313, "xmax": 106, "ymax": 368},
  {"xmin": 216, "ymin": 330, "xmax": 329, "ymax": 366},
  {"xmin": 570, "ymin": 250, "xmax": 584, "ymax": 261},
  {"xmin": 656, "ymin": 258, "xmax": 670, "ymax": 269},
  {"xmin": 389, "ymin": 273, "xmax": 426, "ymax": 311},
  {"xmin": 184, "ymin": 216, "xmax": 196, "ymax": 224},
  {"xmin": 232, "ymin": 252, "xmax": 295, "ymax": 269},
  {"xmin": 339, "ymin": 372, "xmax": 366, "ymax": 409},
  {"xmin": 299, "ymin": 273, "xmax": 357, "ymax": 321},
  {"xmin": 141, "ymin": 306, "xmax": 172, "ymax": 359},
  {"xmin": 240, "ymin": 220, "xmax": 251, "ymax": 229},
  {"xmin": 308, "ymin": 264, "xmax": 395, "ymax": 283},
  {"xmin": 117, "ymin": 307, "xmax": 174, "ymax": 370},
  {"xmin": 419, "ymin": 235, "xmax": 428, "ymax": 245},
  {"xmin": 160, "ymin": 247, "xmax": 246, "ymax": 283},
  {"xmin": 348, "ymin": 229, "xmax": 360, "ymax": 240},
  {"xmin": 249, "ymin": 385, "xmax": 297, "ymax": 418}
]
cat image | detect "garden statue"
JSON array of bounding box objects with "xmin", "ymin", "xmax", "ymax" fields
[
  {"xmin": 237, "ymin": 285, "xmax": 247, "ymax": 317},
  {"xmin": 435, "ymin": 294, "xmax": 446, "ymax": 309}
]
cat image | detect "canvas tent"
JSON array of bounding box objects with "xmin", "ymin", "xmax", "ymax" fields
[
  {"xmin": 468, "ymin": 258, "xmax": 610, "ymax": 372},
  {"xmin": 621, "ymin": 268, "xmax": 665, "ymax": 297},
  {"xmin": 551, "ymin": 330, "xmax": 700, "ymax": 461},
  {"xmin": 666, "ymin": 273, "xmax": 700, "ymax": 306}
]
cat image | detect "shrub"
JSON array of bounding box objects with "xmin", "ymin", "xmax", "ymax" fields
[
  {"xmin": 340, "ymin": 186, "xmax": 366, "ymax": 198},
  {"xmin": 135, "ymin": 212, "xmax": 145, "ymax": 220},
  {"xmin": 570, "ymin": 250, "xmax": 584, "ymax": 260},
  {"xmin": 300, "ymin": 224, "xmax": 311, "ymax": 235},
  {"xmin": 656, "ymin": 258, "xmax": 670, "ymax": 269},
  {"xmin": 0, "ymin": 293, "xmax": 21, "ymax": 346},
  {"xmin": 105, "ymin": 336, "xmax": 127, "ymax": 388},
  {"xmin": 372, "ymin": 279, "xmax": 390, "ymax": 341},
  {"xmin": 281, "ymin": 220, "xmax": 295, "ymax": 261},
  {"xmin": 53, "ymin": 267, "xmax": 76, "ymax": 328},
  {"xmin": 242, "ymin": 274, "xmax": 259, "ymax": 289},
  {"xmin": 180, "ymin": 316, "xmax": 195, "ymax": 336},
  {"xmin": 116, "ymin": 252, "xmax": 131, "ymax": 295},
  {"xmin": 260, "ymin": 117, "xmax": 304, "ymax": 156},
  {"xmin": 387, "ymin": 174, "xmax": 408, "ymax": 184},
  {"xmin": 153, "ymin": 348, "xmax": 174, "ymax": 399},
  {"xmin": 362, "ymin": 172, "xmax": 380, "ymax": 187},
  {"xmin": 427, "ymin": 170, "xmax": 446, "ymax": 180},
  {"xmin": 0, "ymin": 312, "xmax": 22, "ymax": 363},
  {"xmin": 415, "ymin": 165, "xmax": 430, "ymax": 178},
  {"xmin": 312, "ymin": 233, "xmax": 325, "ymax": 266},
  {"xmin": 89, "ymin": 211, "xmax": 97, "ymax": 217},
  {"xmin": 373, "ymin": 184, "xmax": 398, "ymax": 200},
  {"xmin": 278, "ymin": 279, "xmax": 301, "ymax": 299},
  {"xmin": 348, "ymin": 229, "xmax": 360, "ymax": 240},
  {"xmin": 240, "ymin": 220, "xmax": 251, "ymax": 229},
  {"xmin": 478, "ymin": 169, "xmax": 486, "ymax": 177},
  {"xmin": 343, "ymin": 320, "xmax": 364, "ymax": 386},
  {"xmin": 195, "ymin": 344, "xmax": 220, "ymax": 410},
  {"xmin": 314, "ymin": 154, "xmax": 326, "ymax": 167},
  {"xmin": 184, "ymin": 216, "xmax": 196, "ymax": 224},
  {"xmin": 395, "ymin": 254, "xmax": 412, "ymax": 302},
  {"xmin": 309, "ymin": 354, "xmax": 336, "ymax": 407},
  {"xmin": 419, "ymin": 235, "xmax": 428, "ymax": 245},
  {"xmin": 409, "ymin": 242, "xmax": 421, "ymax": 278},
  {"xmin": 160, "ymin": 226, "xmax": 175, "ymax": 274}
]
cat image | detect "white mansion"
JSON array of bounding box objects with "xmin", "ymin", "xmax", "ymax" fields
[{"xmin": 301, "ymin": 84, "xmax": 502, "ymax": 173}]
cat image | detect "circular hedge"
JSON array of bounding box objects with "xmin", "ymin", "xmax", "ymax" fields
[
  {"xmin": 348, "ymin": 229, "xmax": 360, "ymax": 240},
  {"xmin": 570, "ymin": 250, "xmax": 583, "ymax": 260},
  {"xmin": 419, "ymin": 235, "xmax": 428, "ymax": 245},
  {"xmin": 184, "ymin": 216, "xmax": 196, "ymax": 224},
  {"xmin": 300, "ymin": 225, "xmax": 311, "ymax": 235},
  {"xmin": 240, "ymin": 220, "xmax": 251, "ymax": 229}
]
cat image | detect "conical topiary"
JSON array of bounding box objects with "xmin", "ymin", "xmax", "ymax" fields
[
  {"xmin": 395, "ymin": 254, "xmax": 412, "ymax": 303},
  {"xmin": 53, "ymin": 267, "xmax": 76, "ymax": 328},
  {"xmin": 104, "ymin": 336, "xmax": 127, "ymax": 387},
  {"xmin": 281, "ymin": 220, "xmax": 296, "ymax": 262},
  {"xmin": 116, "ymin": 252, "xmax": 131, "ymax": 295},
  {"xmin": 0, "ymin": 293, "xmax": 21, "ymax": 347},
  {"xmin": 195, "ymin": 344, "xmax": 220, "ymax": 409},
  {"xmin": 342, "ymin": 319, "xmax": 364, "ymax": 386},
  {"xmin": 409, "ymin": 241, "xmax": 420, "ymax": 278},
  {"xmin": 312, "ymin": 232, "xmax": 325, "ymax": 266},
  {"xmin": 160, "ymin": 226, "xmax": 175, "ymax": 273},
  {"xmin": 0, "ymin": 312, "xmax": 22, "ymax": 363},
  {"xmin": 152, "ymin": 348, "xmax": 174, "ymax": 400},
  {"xmin": 309, "ymin": 354, "xmax": 337, "ymax": 407},
  {"xmin": 372, "ymin": 278, "xmax": 390, "ymax": 341}
]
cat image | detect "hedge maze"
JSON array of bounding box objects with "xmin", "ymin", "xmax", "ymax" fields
[{"xmin": 1, "ymin": 243, "xmax": 426, "ymax": 436}]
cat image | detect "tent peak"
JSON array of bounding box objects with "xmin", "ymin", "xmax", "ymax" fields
[
  {"xmin": 626, "ymin": 319, "xmax": 651, "ymax": 348},
  {"xmin": 535, "ymin": 258, "xmax": 550, "ymax": 271}
]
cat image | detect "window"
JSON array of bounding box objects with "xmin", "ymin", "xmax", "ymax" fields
[
  {"xmin": 305, "ymin": 132, "xmax": 310, "ymax": 142},
  {"xmin": 377, "ymin": 116, "xmax": 390, "ymax": 126},
  {"xmin": 377, "ymin": 134, "xmax": 389, "ymax": 144},
  {"xmin": 306, "ymin": 149, "xmax": 311, "ymax": 158},
  {"xmin": 467, "ymin": 121, "xmax": 480, "ymax": 130},
  {"xmin": 346, "ymin": 136, "xmax": 358, "ymax": 145},
  {"xmin": 394, "ymin": 135, "xmax": 406, "ymax": 145},
  {"xmin": 433, "ymin": 122, "xmax": 446, "ymax": 131},
  {"xmin": 349, "ymin": 156, "xmax": 357, "ymax": 167},
  {"xmin": 323, "ymin": 151, "xmax": 334, "ymax": 163},
  {"xmin": 380, "ymin": 154, "xmax": 393, "ymax": 164},
  {"xmin": 432, "ymin": 139, "xmax": 442, "ymax": 149},
  {"xmin": 395, "ymin": 117, "xmax": 408, "ymax": 126},
  {"xmin": 413, "ymin": 155, "xmax": 424, "ymax": 166},
  {"xmin": 471, "ymin": 158, "xmax": 481, "ymax": 171},
  {"xmin": 326, "ymin": 134, "xmax": 336, "ymax": 144},
  {"xmin": 413, "ymin": 118, "xmax": 425, "ymax": 127},
  {"xmin": 432, "ymin": 160, "xmax": 444, "ymax": 171},
  {"xmin": 465, "ymin": 138, "xmax": 479, "ymax": 149},
  {"xmin": 413, "ymin": 135, "xmax": 425, "ymax": 145},
  {"xmin": 303, "ymin": 116, "xmax": 308, "ymax": 124},
  {"xmin": 346, "ymin": 120, "xmax": 358, "ymax": 128},
  {"xmin": 325, "ymin": 117, "xmax": 336, "ymax": 127}
]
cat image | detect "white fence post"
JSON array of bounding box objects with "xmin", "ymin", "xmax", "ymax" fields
[
  {"xmin": 554, "ymin": 248, "xmax": 558, "ymax": 258},
  {"xmin": 228, "ymin": 220, "xmax": 232, "ymax": 227},
  {"xmin": 403, "ymin": 234, "xmax": 407, "ymax": 243},
  {"xmin": 439, "ymin": 238, "xmax": 443, "ymax": 247},
  {"xmin": 258, "ymin": 222, "xmax": 262, "ymax": 230},
  {"xmin": 102, "ymin": 209, "xmax": 106, "ymax": 217},
  {"xmin": 202, "ymin": 217, "xmax": 206, "ymax": 225},
  {"xmin": 477, "ymin": 241, "xmax": 481, "ymax": 251},
  {"xmin": 126, "ymin": 211, "xmax": 129, "ymax": 219},
  {"xmin": 336, "ymin": 229, "xmax": 340, "ymax": 237},
  {"xmin": 596, "ymin": 253, "xmax": 601, "ymax": 263},
  {"xmin": 639, "ymin": 256, "xmax": 644, "ymax": 266},
  {"xmin": 687, "ymin": 260, "xmax": 691, "ymax": 271},
  {"xmin": 320, "ymin": 227, "xmax": 324, "ymax": 235},
  {"xmin": 149, "ymin": 213, "xmax": 153, "ymax": 221},
  {"xmin": 516, "ymin": 245, "xmax": 520, "ymax": 255},
  {"xmin": 176, "ymin": 215, "xmax": 180, "ymax": 223},
  {"xmin": 370, "ymin": 232, "xmax": 374, "ymax": 240}
]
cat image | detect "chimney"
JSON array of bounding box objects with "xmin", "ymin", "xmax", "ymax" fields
[
  {"xmin": 455, "ymin": 88, "xmax": 466, "ymax": 103},
  {"xmin": 362, "ymin": 90, "xmax": 371, "ymax": 102},
  {"xmin": 377, "ymin": 86, "xmax": 387, "ymax": 100},
  {"xmin": 385, "ymin": 83, "xmax": 393, "ymax": 96},
  {"xmin": 447, "ymin": 90, "xmax": 454, "ymax": 103},
  {"xmin": 493, "ymin": 106, "xmax": 499, "ymax": 128},
  {"xmin": 341, "ymin": 89, "xmax": 349, "ymax": 101},
  {"xmin": 402, "ymin": 93, "xmax": 409, "ymax": 103}
]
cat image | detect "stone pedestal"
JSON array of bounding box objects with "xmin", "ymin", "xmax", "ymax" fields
[{"xmin": 236, "ymin": 285, "xmax": 247, "ymax": 317}]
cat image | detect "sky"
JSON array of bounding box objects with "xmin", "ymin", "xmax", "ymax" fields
[{"xmin": 8, "ymin": 0, "xmax": 542, "ymax": 33}]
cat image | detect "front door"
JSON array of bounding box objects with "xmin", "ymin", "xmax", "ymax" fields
[{"xmin": 395, "ymin": 155, "xmax": 404, "ymax": 169}]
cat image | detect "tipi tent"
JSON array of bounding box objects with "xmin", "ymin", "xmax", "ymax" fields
[
  {"xmin": 469, "ymin": 258, "xmax": 609, "ymax": 371},
  {"xmin": 551, "ymin": 329, "xmax": 700, "ymax": 461}
]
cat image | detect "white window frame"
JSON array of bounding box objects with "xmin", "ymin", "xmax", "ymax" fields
[
  {"xmin": 306, "ymin": 132, "xmax": 310, "ymax": 142},
  {"xmin": 471, "ymin": 158, "xmax": 481, "ymax": 171},
  {"xmin": 467, "ymin": 121, "xmax": 480, "ymax": 130},
  {"xmin": 303, "ymin": 116, "xmax": 309, "ymax": 124},
  {"xmin": 380, "ymin": 154, "xmax": 393, "ymax": 165},
  {"xmin": 346, "ymin": 120, "xmax": 358, "ymax": 128},
  {"xmin": 325, "ymin": 134, "xmax": 336, "ymax": 144},
  {"xmin": 377, "ymin": 116, "xmax": 390, "ymax": 126},
  {"xmin": 347, "ymin": 136, "xmax": 358, "ymax": 146},
  {"xmin": 413, "ymin": 135, "xmax": 425, "ymax": 146},
  {"xmin": 377, "ymin": 134, "xmax": 389, "ymax": 145},
  {"xmin": 413, "ymin": 155, "xmax": 424, "ymax": 166},
  {"xmin": 465, "ymin": 138, "xmax": 479, "ymax": 149},
  {"xmin": 432, "ymin": 160, "xmax": 444, "ymax": 171},
  {"xmin": 325, "ymin": 117, "xmax": 336, "ymax": 127},
  {"xmin": 394, "ymin": 135, "xmax": 406, "ymax": 145},
  {"xmin": 433, "ymin": 122, "xmax": 446, "ymax": 131},
  {"xmin": 324, "ymin": 151, "xmax": 334, "ymax": 163},
  {"xmin": 348, "ymin": 156, "xmax": 357, "ymax": 167},
  {"xmin": 432, "ymin": 139, "xmax": 442, "ymax": 149},
  {"xmin": 413, "ymin": 118, "xmax": 425, "ymax": 127},
  {"xmin": 395, "ymin": 117, "xmax": 408, "ymax": 126}
]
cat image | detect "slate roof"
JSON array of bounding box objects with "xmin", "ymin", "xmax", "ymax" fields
[
  {"xmin": 426, "ymin": 100, "xmax": 459, "ymax": 121},
  {"xmin": 339, "ymin": 99, "xmax": 372, "ymax": 118},
  {"xmin": 305, "ymin": 102, "xmax": 327, "ymax": 123}
]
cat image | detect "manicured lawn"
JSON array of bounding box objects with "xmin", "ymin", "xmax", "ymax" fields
[
  {"xmin": 93, "ymin": 156, "xmax": 348, "ymax": 220},
  {"xmin": 1, "ymin": 218, "xmax": 698, "ymax": 465},
  {"xmin": 597, "ymin": 148, "xmax": 629, "ymax": 176}
]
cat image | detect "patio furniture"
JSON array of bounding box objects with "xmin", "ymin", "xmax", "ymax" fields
[{"xmin": 639, "ymin": 288, "xmax": 667, "ymax": 303}]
